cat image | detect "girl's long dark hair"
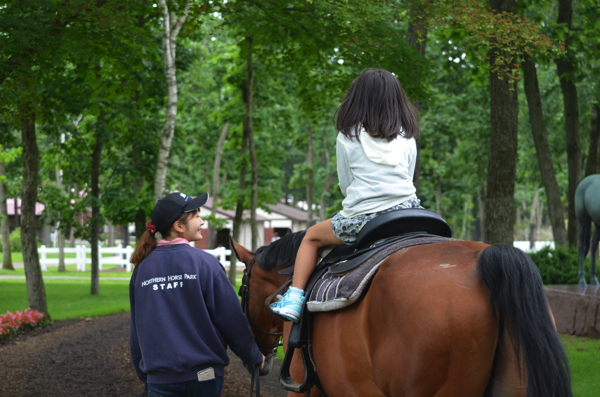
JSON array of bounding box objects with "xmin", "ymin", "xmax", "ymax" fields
[
  {"xmin": 130, "ymin": 210, "xmax": 197, "ymax": 267},
  {"xmin": 335, "ymin": 68, "xmax": 420, "ymax": 142}
]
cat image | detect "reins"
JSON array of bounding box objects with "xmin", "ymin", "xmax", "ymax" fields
[{"xmin": 240, "ymin": 254, "xmax": 284, "ymax": 397}]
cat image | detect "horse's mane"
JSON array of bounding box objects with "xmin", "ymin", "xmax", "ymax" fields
[{"xmin": 252, "ymin": 230, "xmax": 306, "ymax": 271}]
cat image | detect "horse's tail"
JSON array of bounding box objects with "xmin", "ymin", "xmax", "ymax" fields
[{"xmin": 477, "ymin": 244, "xmax": 572, "ymax": 397}]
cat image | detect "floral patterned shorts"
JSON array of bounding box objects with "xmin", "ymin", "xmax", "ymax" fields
[{"xmin": 331, "ymin": 197, "xmax": 423, "ymax": 245}]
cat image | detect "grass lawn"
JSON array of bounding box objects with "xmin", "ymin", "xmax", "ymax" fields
[
  {"xmin": 0, "ymin": 278, "xmax": 131, "ymax": 320},
  {"xmin": 0, "ymin": 252, "xmax": 24, "ymax": 263},
  {"xmin": 0, "ymin": 278, "xmax": 243, "ymax": 321}
]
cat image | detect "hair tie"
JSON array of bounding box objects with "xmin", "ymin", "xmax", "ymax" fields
[{"xmin": 146, "ymin": 221, "xmax": 157, "ymax": 235}]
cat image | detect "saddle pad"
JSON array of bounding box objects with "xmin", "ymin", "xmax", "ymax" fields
[{"xmin": 306, "ymin": 235, "xmax": 454, "ymax": 312}]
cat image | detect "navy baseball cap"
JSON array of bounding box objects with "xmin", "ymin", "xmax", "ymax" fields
[{"xmin": 151, "ymin": 192, "xmax": 209, "ymax": 235}]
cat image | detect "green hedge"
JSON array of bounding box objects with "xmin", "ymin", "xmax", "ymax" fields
[
  {"xmin": 0, "ymin": 228, "xmax": 22, "ymax": 253},
  {"xmin": 528, "ymin": 246, "xmax": 591, "ymax": 285}
]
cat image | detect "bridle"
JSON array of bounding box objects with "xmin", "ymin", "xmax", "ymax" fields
[{"xmin": 239, "ymin": 253, "xmax": 283, "ymax": 360}]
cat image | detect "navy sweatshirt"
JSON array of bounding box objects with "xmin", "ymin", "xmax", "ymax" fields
[{"xmin": 129, "ymin": 244, "xmax": 263, "ymax": 384}]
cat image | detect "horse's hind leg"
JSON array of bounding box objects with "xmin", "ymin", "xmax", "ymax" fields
[
  {"xmin": 578, "ymin": 214, "xmax": 592, "ymax": 287},
  {"xmin": 590, "ymin": 223, "xmax": 599, "ymax": 286}
]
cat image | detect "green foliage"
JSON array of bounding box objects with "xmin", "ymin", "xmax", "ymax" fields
[
  {"xmin": 528, "ymin": 246, "xmax": 591, "ymax": 285},
  {"xmin": 9, "ymin": 228, "xmax": 21, "ymax": 253},
  {"xmin": 202, "ymin": 212, "xmax": 228, "ymax": 230}
]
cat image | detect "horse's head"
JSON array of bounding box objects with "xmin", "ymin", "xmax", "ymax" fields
[{"xmin": 230, "ymin": 232, "xmax": 305, "ymax": 375}]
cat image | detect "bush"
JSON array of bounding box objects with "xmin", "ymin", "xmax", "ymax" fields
[
  {"xmin": 528, "ymin": 246, "xmax": 591, "ymax": 285},
  {"xmin": 0, "ymin": 308, "xmax": 46, "ymax": 343},
  {"xmin": 10, "ymin": 228, "xmax": 21, "ymax": 252}
]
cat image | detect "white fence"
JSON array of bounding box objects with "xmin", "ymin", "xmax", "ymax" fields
[
  {"xmin": 38, "ymin": 244, "xmax": 233, "ymax": 273},
  {"xmin": 513, "ymin": 241, "xmax": 555, "ymax": 253}
]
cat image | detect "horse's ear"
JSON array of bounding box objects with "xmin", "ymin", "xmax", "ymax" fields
[{"xmin": 229, "ymin": 236, "xmax": 253, "ymax": 265}]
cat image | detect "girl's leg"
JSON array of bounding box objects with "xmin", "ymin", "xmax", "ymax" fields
[
  {"xmin": 270, "ymin": 219, "xmax": 345, "ymax": 322},
  {"xmin": 292, "ymin": 219, "xmax": 345, "ymax": 290}
]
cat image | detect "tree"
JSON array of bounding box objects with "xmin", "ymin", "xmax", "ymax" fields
[
  {"xmin": 19, "ymin": 99, "xmax": 50, "ymax": 318},
  {"xmin": 0, "ymin": 146, "xmax": 21, "ymax": 270},
  {"xmin": 154, "ymin": 0, "xmax": 193, "ymax": 202},
  {"xmin": 522, "ymin": 54, "xmax": 567, "ymax": 247},
  {"xmin": 554, "ymin": 0, "xmax": 583, "ymax": 248},
  {"xmin": 483, "ymin": 0, "xmax": 519, "ymax": 245}
]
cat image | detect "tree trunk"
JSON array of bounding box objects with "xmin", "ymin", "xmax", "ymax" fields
[
  {"xmin": 107, "ymin": 221, "xmax": 114, "ymax": 247},
  {"xmin": 55, "ymin": 156, "xmax": 65, "ymax": 271},
  {"xmin": 478, "ymin": 185, "xmax": 486, "ymax": 242},
  {"xmin": 319, "ymin": 131, "xmax": 335, "ymax": 222},
  {"xmin": 406, "ymin": 5, "xmax": 428, "ymax": 192},
  {"xmin": 230, "ymin": 112, "xmax": 250, "ymax": 285},
  {"xmin": 529, "ymin": 187, "xmax": 539, "ymax": 249},
  {"xmin": 41, "ymin": 224, "xmax": 51, "ymax": 247},
  {"xmin": 122, "ymin": 224, "xmax": 130, "ymax": 247},
  {"xmin": 0, "ymin": 160, "xmax": 14, "ymax": 270},
  {"xmin": 555, "ymin": 0, "xmax": 582, "ymax": 248},
  {"xmin": 154, "ymin": 0, "xmax": 192, "ymax": 202},
  {"xmin": 57, "ymin": 226, "xmax": 65, "ymax": 272},
  {"xmin": 306, "ymin": 125, "xmax": 314, "ymax": 226},
  {"xmin": 90, "ymin": 115, "xmax": 104, "ymax": 295},
  {"xmin": 460, "ymin": 195, "xmax": 469, "ymax": 240},
  {"xmin": 19, "ymin": 104, "xmax": 49, "ymax": 318},
  {"xmin": 585, "ymin": 96, "xmax": 599, "ymax": 177},
  {"xmin": 206, "ymin": 123, "xmax": 230, "ymax": 249},
  {"xmin": 435, "ymin": 177, "xmax": 442, "ymax": 216},
  {"xmin": 213, "ymin": 122, "xmax": 230, "ymax": 201},
  {"xmin": 485, "ymin": 0, "xmax": 518, "ymax": 245},
  {"xmin": 522, "ymin": 54, "xmax": 567, "ymax": 247},
  {"xmin": 244, "ymin": 36, "xmax": 259, "ymax": 252},
  {"xmin": 134, "ymin": 209, "xmax": 145, "ymax": 244}
]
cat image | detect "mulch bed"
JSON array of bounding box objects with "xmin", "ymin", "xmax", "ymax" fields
[{"xmin": 0, "ymin": 312, "xmax": 286, "ymax": 397}]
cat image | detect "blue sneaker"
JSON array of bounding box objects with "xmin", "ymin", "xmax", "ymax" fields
[{"xmin": 270, "ymin": 287, "xmax": 305, "ymax": 322}]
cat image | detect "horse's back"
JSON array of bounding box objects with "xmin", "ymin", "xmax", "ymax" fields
[
  {"xmin": 576, "ymin": 174, "xmax": 600, "ymax": 221},
  {"xmin": 312, "ymin": 240, "xmax": 499, "ymax": 397}
]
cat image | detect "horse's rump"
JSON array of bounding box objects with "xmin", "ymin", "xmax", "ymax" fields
[{"xmin": 308, "ymin": 241, "xmax": 499, "ymax": 396}]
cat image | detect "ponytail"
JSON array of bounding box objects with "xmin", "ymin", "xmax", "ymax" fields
[{"xmin": 130, "ymin": 230, "xmax": 158, "ymax": 267}]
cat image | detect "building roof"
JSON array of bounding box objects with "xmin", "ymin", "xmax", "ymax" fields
[
  {"xmin": 264, "ymin": 202, "xmax": 316, "ymax": 222},
  {"xmin": 6, "ymin": 198, "xmax": 45, "ymax": 216},
  {"xmin": 203, "ymin": 198, "xmax": 271, "ymax": 222}
]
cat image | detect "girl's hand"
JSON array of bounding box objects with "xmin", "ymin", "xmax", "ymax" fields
[{"xmin": 259, "ymin": 354, "xmax": 265, "ymax": 369}]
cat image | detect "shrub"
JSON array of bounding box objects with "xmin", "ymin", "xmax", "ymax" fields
[
  {"xmin": 10, "ymin": 227, "xmax": 21, "ymax": 252},
  {"xmin": 0, "ymin": 308, "xmax": 45, "ymax": 343},
  {"xmin": 528, "ymin": 245, "xmax": 591, "ymax": 285}
]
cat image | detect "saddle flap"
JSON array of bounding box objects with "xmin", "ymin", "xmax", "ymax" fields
[{"xmin": 355, "ymin": 208, "xmax": 451, "ymax": 248}]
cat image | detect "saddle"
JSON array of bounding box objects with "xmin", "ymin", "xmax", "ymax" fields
[{"xmin": 277, "ymin": 208, "xmax": 453, "ymax": 395}]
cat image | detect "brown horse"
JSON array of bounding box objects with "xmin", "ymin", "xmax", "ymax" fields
[{"xmin": 232, "ymin": 233, "xmax": 572, "ymax": 397}]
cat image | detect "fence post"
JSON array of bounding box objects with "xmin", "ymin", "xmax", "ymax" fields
[
  {"xmin": 79, "ymin": 245, "xmax": 86, "ymax": 272},
  {"xmin": 40, "ymin": 245, "xmax": 47, "ymax": 272},
  {"xmin": 126, "ymin": 245, "xmax": 133, "ymax": 272},
  {"xmin": 98, "ymin": 244, "xmax": 102, "ymax": 271}
]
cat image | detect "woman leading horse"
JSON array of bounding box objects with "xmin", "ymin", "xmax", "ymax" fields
[{"xmin": 232, "ymin": 234, "xmax": 572, "ymax": 397}]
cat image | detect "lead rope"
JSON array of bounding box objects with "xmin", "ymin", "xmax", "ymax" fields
[{"xmin": 249, "ymin": 364, "xmax": 261, "ymax": 397}]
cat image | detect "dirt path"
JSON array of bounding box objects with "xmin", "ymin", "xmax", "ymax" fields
[{"xmin": 0, "ymin": 312, "xmax": 287, "ymax": 397}]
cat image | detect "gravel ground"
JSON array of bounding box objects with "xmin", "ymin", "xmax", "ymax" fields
[{"xmin": 0, "ymin": 312, "xmax": 287, "ymax": 397}]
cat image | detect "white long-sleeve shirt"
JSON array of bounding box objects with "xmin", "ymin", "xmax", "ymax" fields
[{"xmin": 336, "ymin": 129, "xmax": 417, "ymax": 218}]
